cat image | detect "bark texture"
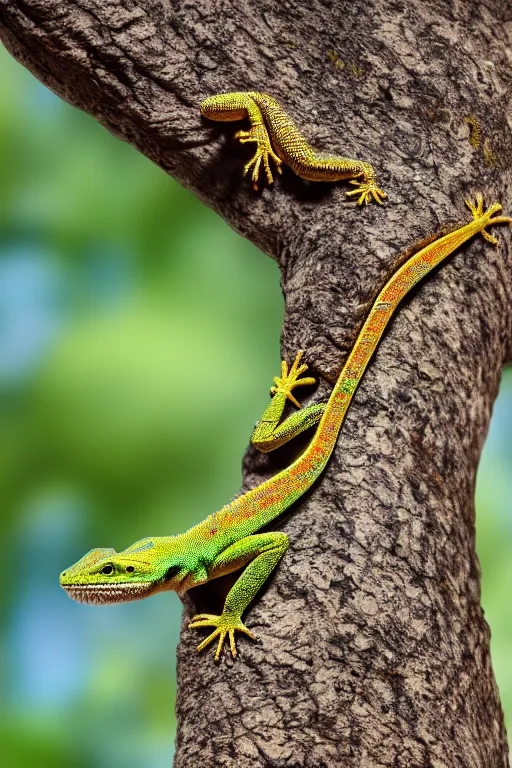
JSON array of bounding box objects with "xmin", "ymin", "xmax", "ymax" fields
[{"xmin": 1, "ymin": 1, "xmax": 511, "ymax": 766}]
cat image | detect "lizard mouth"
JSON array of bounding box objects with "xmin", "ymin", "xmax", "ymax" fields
[{"xmin": 61, "ymin": 582, "xmax": 154, "ymax": 605}]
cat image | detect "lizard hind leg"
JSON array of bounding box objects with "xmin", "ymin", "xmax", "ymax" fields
[{"xmin": 251, "ymin": 350, "xmax": 324, "ymax": 453}]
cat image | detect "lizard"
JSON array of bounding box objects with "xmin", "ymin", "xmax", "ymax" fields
[
  {"xmin": 60, "ymin": 195, "xmax": 510, "ymax": 661},
  {"xmin": 200, "ymin": 92, "xmax": 387, "ymax": 205}
]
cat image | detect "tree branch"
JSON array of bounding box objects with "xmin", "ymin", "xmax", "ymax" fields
[{"xmin": 2, "ymin": 0, "xmax": 511, "ymax": 765}]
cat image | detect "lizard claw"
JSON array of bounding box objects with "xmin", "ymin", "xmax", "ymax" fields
[
  {"xmin": 189, "ymin": 612, "xmax": 256, "ymax": 661},
  {"xmin": 465, "ymin": 195, "xmax": 511, "ymax": 245},
  {"xmin": 346, "ymin": 178, "xmax": 387, "ymax": 206},
  {"xmin": 236, "ymin": 125, "xmax": 282, "ymax": 189},
  {"xmin": 270, "ymin": 350, "xmax": 316, "ymax": 408}
]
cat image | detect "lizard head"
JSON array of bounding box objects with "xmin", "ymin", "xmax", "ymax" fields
[{"xmin": 59, "ymin": 537, "xmax": 187, "ymax": 605}]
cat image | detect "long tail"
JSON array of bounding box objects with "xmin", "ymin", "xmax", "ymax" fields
[{"xmin": 207, "ymin": 196, "xmax": 511, "ymax": 538}]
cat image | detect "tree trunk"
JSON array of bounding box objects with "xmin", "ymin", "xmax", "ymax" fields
[{"xmin": 1, "ymin": 1, "xmax": 511, "ymax": 765}]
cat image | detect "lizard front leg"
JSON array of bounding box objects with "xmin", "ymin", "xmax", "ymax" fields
[
  {"xmin": 235, "ymin": 126, "xmax": 282, "ymax": 191},
  {"xmin": 232, "ymin": 95, "xmax": 282, "ymax": 189},
  {"xmin": 200, "ymin": 92, "xmax": 282, "ymax": 189},
  {"xmin": 189, "ymin": 532, "xmax": 288, "ymax": 660},
  {"xmin": 251, "ymin": 350, "xmax": 325, "ymax": 452},
  {"xmin": 236, "ymin": 125, "xmax": 283, "ymax": 189}
]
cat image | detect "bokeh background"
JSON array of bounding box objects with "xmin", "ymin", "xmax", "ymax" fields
[{"xmin": 1, "ymin": 45, "xmax": 511, "ymax": 766}]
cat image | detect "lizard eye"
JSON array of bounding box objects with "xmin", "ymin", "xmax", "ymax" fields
[
  {"xmin": 101, "ymin": 564, "xmax": 114, "ymax": 575},
  {"xmin": 126, "ymin": 566, "xmax": 135, "ymax": 573}
]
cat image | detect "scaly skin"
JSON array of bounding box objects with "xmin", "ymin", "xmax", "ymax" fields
[
  {"xmin": 60, "ymin": 196, "xmax": 510, "ymax": 661},
  {"xmin": 200, "ymin": 92, "xmax": 386, "ymax": 205}
]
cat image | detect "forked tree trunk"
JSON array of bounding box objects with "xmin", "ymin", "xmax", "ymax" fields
[{"xmin": 1, "ymin": 1, "xmax": 511, "ymax": 765}]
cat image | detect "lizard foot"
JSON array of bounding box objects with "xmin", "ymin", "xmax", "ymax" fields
[
  {"xmin": 189, "ymin": 612, "xmax": 256, "ymax": 661},
  {"xmin": 465, "ymin": 193, "xmax": 511, "ymax": 244},
  {"xmin": 270, "ymin": 350, "xmax": 316, "ymax": 408},
  {"xmin": 346, "ymin": 177, "xmax": 387, "ymax": 206},
  {"xmin": 234, "ymin": 125, "xmax": 282, "ymax": 189}
]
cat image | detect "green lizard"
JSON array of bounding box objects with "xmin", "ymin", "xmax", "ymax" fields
[
  {"xmin": 200, "ymin": 92, "xmax": 386, "ymax": 205},
  {"xmin": 60, "ymin": 196, "xmax": 510, "ymax": 661}
]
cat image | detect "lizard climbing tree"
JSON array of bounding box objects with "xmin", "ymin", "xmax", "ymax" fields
[{"xmin": 1, "ymin": 1, "xmax": 511, "ymax": 766}]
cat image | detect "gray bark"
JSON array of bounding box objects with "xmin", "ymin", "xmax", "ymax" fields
[{"xmin": 1, "ymin": 0, "xmax": 511, "ymax": 766}]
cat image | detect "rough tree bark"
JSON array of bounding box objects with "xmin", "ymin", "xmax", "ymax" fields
[{"xmin": 1, "ymin": 0, "xmax": 511, "ymax": 765}]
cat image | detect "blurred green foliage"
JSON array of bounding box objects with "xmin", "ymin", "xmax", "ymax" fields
[{"xmin": 0, "ymin": 44, "xmax": 510, "ymax": 766}]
